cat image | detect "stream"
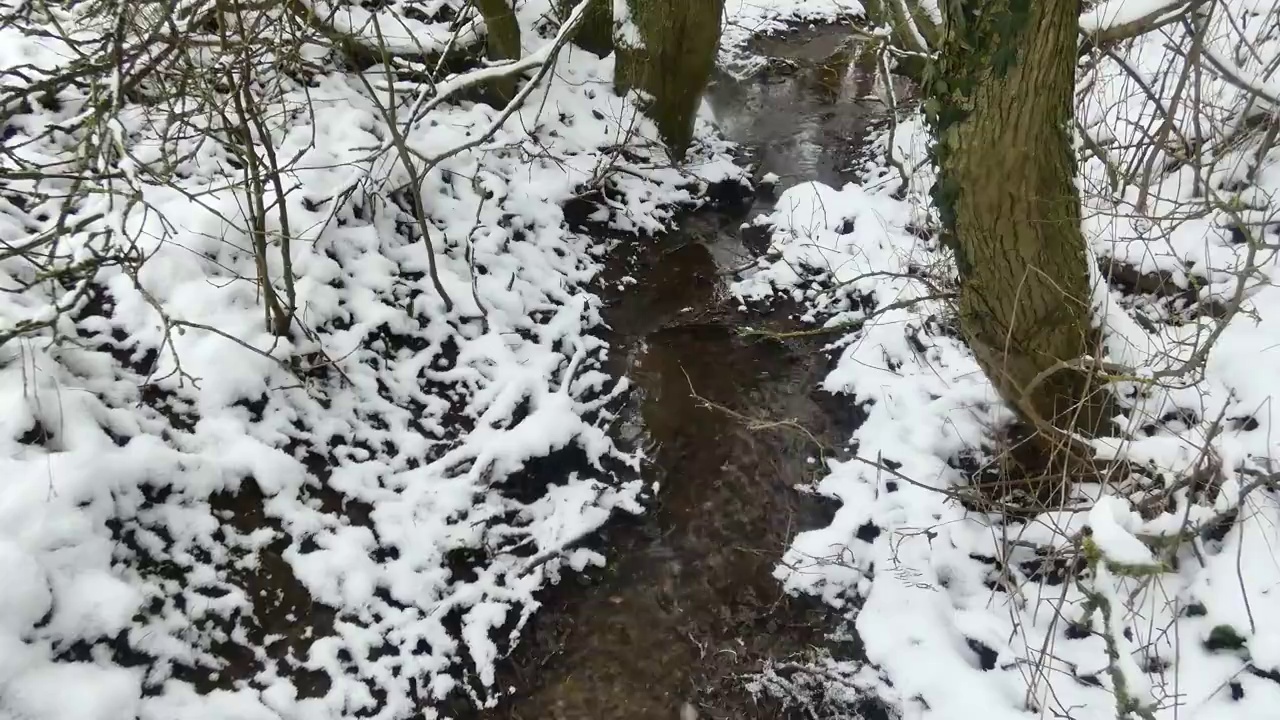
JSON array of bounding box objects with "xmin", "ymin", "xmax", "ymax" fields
[{"xmin": 467, "ymin": 26, "xmax": 895, "ymax": 720}]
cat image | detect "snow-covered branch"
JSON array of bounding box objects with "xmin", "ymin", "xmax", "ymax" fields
[
  {"xmin": 1080, "ymin": 0, "xmax": 1205, "ymax": 47},
  {"xmin": 409, "ymin": 0, "xmax": 596, "ymax": 125}
]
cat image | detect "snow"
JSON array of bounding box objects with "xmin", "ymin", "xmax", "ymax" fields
[
  {"xmin": 1087, "ymin": 496, "xmax": 1158, "ymax": 567},
  {"xmin": 6, "ymin": 0, "xmax": 1280, "ymax": 717},
  {"xmin": 1081, "ymin": 0, "xmax": 1195, "ymax": 35},
  {"xmin": 729, "ymin": 0, "xmax": 1280, "ymax": 717},
  {"xmin": 0, "ymin": 1, "xmax": 743, "ymax": 718},
  {"xmin": 4, "ymin": 661, "xmax": 142, "ymax": 720},
  {"xmin": 306, "ymin": 0, "xmax": 484, "ymax": 56},
  {"xmin": 612, "ymin": 0, "xmax": 642, "ymax": 49}
]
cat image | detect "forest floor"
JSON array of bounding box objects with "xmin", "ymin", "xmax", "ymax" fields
[
  {"xmin": 1, "ymin": 3, "xmax": 874, "ymax": 720},
  {"xmin": 5, "ymin": 1, "xmax": 1280, "ymax": 720}
]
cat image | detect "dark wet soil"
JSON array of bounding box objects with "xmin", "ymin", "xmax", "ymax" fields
[{"xmin": 470, "ymin": 25, "xmax": 889, "ymax": 720}]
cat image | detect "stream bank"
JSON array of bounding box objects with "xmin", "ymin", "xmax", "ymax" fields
[{"xmin": 468, "ymin": 26, "xmax": 894, "ymax": 720}]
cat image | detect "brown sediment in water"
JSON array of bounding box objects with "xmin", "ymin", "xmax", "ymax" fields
[{"xmin": 468, "ymin": 26, "xmax": 892, "ymax": 720}]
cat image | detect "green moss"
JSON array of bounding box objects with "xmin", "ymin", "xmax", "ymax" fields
[
  {"xmin": 990, "ymin": 0, "xmax": 1033, "ymax": 76},
  {"xmin": 925, "ymin": 0, "xmax": 1054, "ymax": 277},
  {"xmin": 927, "ymin": 0, "xmax": 1117, "ymax": 438}
]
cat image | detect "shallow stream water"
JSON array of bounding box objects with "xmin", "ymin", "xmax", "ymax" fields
[{"xmin": 471, "ymin": 26, "xmax": 895, "ymax": 720}]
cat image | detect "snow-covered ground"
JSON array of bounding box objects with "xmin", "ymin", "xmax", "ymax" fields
[
  {"xmin": 0, "ymin": 2, "xmax": 743, "ymax": 719},
  {"xmin": 733, "ymin": 1, "xmax": 1280, "ymax": 719},
  {"xmin": 7, "ymin": 0, "xmax": 1279, "ymax": 718}
]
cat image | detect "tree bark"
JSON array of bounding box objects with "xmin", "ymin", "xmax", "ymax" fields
[
  {"xmin": 558, "ymin": 0, "xmax": 614, "ymax": 56},
  {"xmin": 475, "ymin": 0, "xmax": 521, "ymax": 102},
  {"xmin": 614, "ymin": 0, "xmax": 725, "ymax": 162},
  {"xmin": 927, "ymin": 0, "xmax": 1114, "ymax": 442}
]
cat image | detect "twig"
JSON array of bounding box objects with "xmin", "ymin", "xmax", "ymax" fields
[{"xmin": 740, "ymin": 292, "xmax": 954, "ymax": 340}]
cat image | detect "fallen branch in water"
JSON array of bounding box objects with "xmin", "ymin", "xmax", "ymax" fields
[{"xmin": 739, "ymin": 292, "xmax": 953, "ymax": 341}]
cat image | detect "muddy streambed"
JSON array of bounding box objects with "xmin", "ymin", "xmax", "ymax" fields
[{"xmin": 468, "ymin": 27, "xmax": 892, "ymax": 720}]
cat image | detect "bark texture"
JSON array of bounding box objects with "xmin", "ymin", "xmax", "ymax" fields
[
  {"xmin": 615, "ymin": 0, "xmax": 725, "ymax": 161},
  {"xmin": 927, "ymin": 0, "xmax": 1112, "ymax": 439},
  {"xmin": 558, "ymin": 0, "xmax": 613, "ymax": 56},
  {"xmin": 476, "ymin": 0, "xmax": 521, "ymax": 102}
]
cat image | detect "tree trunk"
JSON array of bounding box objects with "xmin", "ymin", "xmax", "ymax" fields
[
  {"xmin": 927, "ymin": 0, "xmax": 1114, "ymax": 441},
  {"xmin": 558, "ymin": 0, "xmax": 613, "ymax": 56},
  {"xmin": 475, "ymin": 0, "xmax": 521, "ymax": 102},
  {"xmin": 614, "ymin": 0, "xmax": 725, "ymax": 162}
]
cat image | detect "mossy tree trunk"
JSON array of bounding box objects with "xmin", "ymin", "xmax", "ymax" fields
[
  {"xmin": 476, "ymin": 0, "xmax": 521, "ymax": 102},
  {"xmin": 926, "ymin": 0, "xmax": 1113, "ymax": 442},
  {"xmin": 615, "ymin": 0, "xmax": 725, "ymax": 162}
]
